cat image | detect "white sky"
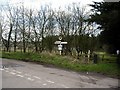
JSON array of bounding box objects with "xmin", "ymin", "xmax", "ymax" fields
[{"xmin": 0, "ymin": 0, "xmax": 103, "ymax": 10}]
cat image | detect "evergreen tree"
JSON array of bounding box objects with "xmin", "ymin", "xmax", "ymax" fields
[{"xmin": 89, "ymin": 2, "xmax": 120, "ymax": 53}]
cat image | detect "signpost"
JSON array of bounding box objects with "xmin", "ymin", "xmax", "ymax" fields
[
  {"xmin": 54, "ymin": 36, "xmax": 67, "ymax": 55},
  {"xmin": 54, "ymin": 41, "xmax": 67, "ymax": 45}
]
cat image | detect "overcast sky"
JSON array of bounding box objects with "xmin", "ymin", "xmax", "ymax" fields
[{"xmin": 0, "ymin": 0, "xmax": 103, "ymax": 10}]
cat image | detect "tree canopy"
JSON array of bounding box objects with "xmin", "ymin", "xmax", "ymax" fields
[{"xmin": 89, "ymin": 2, "xmax": 120, "ymax": 53}]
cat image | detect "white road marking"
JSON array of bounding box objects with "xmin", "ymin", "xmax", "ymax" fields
[
  {"xmin": 43, "ymin": 83, "xmax": 47, "ymax": 85},
  {"xmin": 12, "ymin": 70, "xmax": 22, "ymax": 74},
  {"xmin": 27, "ymin": 78, "xmax": 34, "ymax": 81},
  {"xmin": 10, "ymin": 72, "xmax": 16, "ymax": 75},
  {"xmin": 79, "ymin": 75, "xmax": 89, "ymax": 79},
  {"xmin": 15, "ymin": 71, "xmax": 22, "ymax": 74},
  {"xmin": 46, "ymin": 80, "xmax": 55, "ymax": 83},
  {"xmin": 25, "ymin": 74, "xmax": 31, "ymax": 77},
  {"xmin": 89, "ymin": 76, "xmax": 98, "ymax": 81},
  {"xmin": 16, "ymin": 74, "xmax": 24, "ymax": 77},
  {"xmin": 5, "ymin": 70, "xmax": 9, "ymax": 72},
  {"xmin": 33, "ymin": 76, "xmax": 41, "ymax": 80},
  {"xmin": 0, "ymin": 68, "xmax": 4, "ymax": 71}
]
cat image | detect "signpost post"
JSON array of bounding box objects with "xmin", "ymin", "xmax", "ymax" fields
[{"xmin": 58, "ymin": 44, "xmax": 62, "ymax": 55}]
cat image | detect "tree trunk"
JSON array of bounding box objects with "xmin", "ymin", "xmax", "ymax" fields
[{"xmin": 7, "ymin": 23, "xmax": 12, "ymax": 52}]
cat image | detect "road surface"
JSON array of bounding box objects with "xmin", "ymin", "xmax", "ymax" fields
[{"xmin": 0, "ymin": 58, "xmax": 119, "ymax": 88}]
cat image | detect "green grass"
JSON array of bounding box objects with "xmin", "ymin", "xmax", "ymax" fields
[
  {"xmin": 96, "ymin": 52, "xmax": 117, "ymax": 63},
  {"xmin": 1, "ymin": 51, "xmax": 120, "ymax": 78}
]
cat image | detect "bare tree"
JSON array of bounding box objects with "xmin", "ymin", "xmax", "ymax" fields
[
  {"xmin": 25, "ymin": 9, "xmax": 34, "ymax": 52},
  {"xmin": 44, "ymin": 9, "xmax": 56, "ymax": 52},
  {"xmin": 32, "ymin": 12, "xmax": 39, "ymax": 52},
  {"xmin": 17, "ymin": 4, "xmax": 27, "ymax": 53},
  {"xmin": 4, "ymin": 5, "xmax": 15, "ymax": 52},
  {"xmin": 37, "ymin": 5, "xmax": 54, "ymax": 52},
  {"xmin": 13, "ymin": 6, "xmax": 19, "ymax": 52},
  {"xmin": 0, "ymin": 8, "xmax": 5, "ymax": 51}
]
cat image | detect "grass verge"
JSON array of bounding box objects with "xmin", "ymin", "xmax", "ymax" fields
[{"xmin": 1, "ymin": 51, "xmax": 120, "ymax": 78}]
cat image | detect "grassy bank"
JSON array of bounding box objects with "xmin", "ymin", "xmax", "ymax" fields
[{"xmin": 1, "ymin": 51, "xmax": 120, "ymax": 78}]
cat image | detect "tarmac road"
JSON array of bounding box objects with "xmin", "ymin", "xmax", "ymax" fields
[{"xmin": 0, "ymin": 58, "xmax": 119, "ymax": 88}]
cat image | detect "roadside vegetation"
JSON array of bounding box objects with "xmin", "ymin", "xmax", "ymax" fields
[{"xmin": 1, "ymin": 51, "xmax": 119, "ymax": 78}]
